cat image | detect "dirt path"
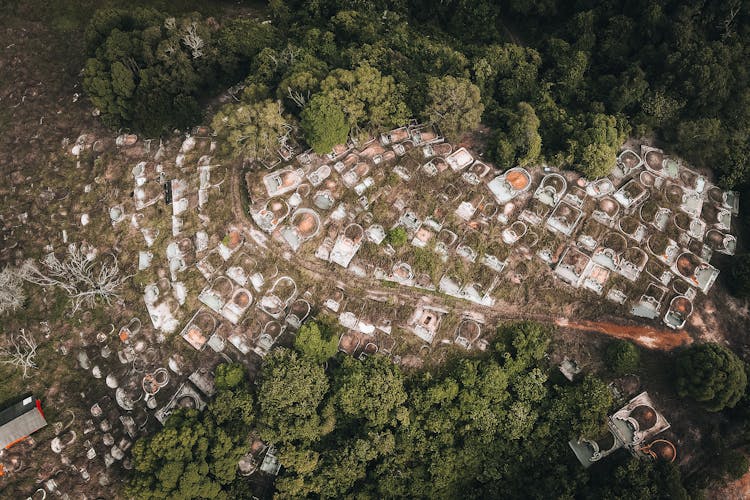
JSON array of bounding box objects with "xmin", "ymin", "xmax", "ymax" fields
[
  {"xmin": 230, "ymin": 165, "xmax": 692, "ymax": 352},
  {"xmin": 556, "ymin": 319, "xmax": 692, "ymax": 350}
]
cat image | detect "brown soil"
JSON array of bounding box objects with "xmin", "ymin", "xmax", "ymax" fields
[
  {"xmin": 556, "ymin": 319, "xmax": 692, "ymax": 350},
  {"xmin": 710, "ymin": 470, "xmax": 750, "ymax": 499}
]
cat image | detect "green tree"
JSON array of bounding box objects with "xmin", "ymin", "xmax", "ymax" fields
[
  {"xmin": 257, "ymin": 348, "xmax": 330, "ymax": 445},
  {"xmin": 215, "ymin": 18, "xmax": 276, "ymax": 80},
  {"xmin": 319, "ymin": 64, "xmax": 410, "ymax": 134},
  {"xmin": 546, "ymin": 374, "xmax": 614, "ymax": 439},
  {"xmin": 214, "ymin": 363, "xmax": 248, "ymax": 391},
  {"xmin": 592, "ymin": 457, "xmax": 689, "ymax": 500},
  {"xmin": 300, "ymin": 94, "xmax": 349, "ymax": 153},
  {"xmin": 83, "ymin": 9, "xmax": 219, "ymax": 135},
  {"xmin": 333, "ymin": 356, "xmax": 408, "ymax": 428},
  {"xmin": 607, "ymin": 65, "xmax": 649, "ymax": 113},
  {"xmin": 572, "ymin": 113, "xmax": 628, "ymax": 179},
  {"xmin": 604, "ymin": 340, "xmax": 640, "ymax": 376},
  {"xmin": 294, "ymin": 319, "xmax": 340, "ymax": 364},
  {"xmin": 275, "ymin": 50, "xmax": 329, "ymax": 111},
  {"xmin": 127, "ymin": 405, "xmax": 248, "ymax": 499},
  {"xmin": 494, "ymin": 321, "xmax": 551, "ymax": 373},
  {"xmin": 212, "ymin": 97, "xmax": 290, "ymax": 161},
  {"xmin": 543, "ymin": 38, "xmax": 589, "ymax": 105},
  {"xmin": 675, "ymin": 118, "xmax": 726, "ymax": 168},
  {"xmin": 718, "ymin": 449, "xmax": 750, "ymax": 482},
  {"xmin": 209, "ymin": 389, "xmax": 255, "ymax": 436},
  {"xmin": 473, "ymin": 44, "xmax": 541, "ymax": 105},
  {"xmin": 675, "ymin": 343, "xmax": 748, "ymax": 412},
  {"xmin": 489, "ymin": 102, "xmax": 542, "ymax": 167},
  {"xmin": 424, "ymin": 75, "xmax": 484, "ymax": 141},
  {"xmin": 386, "ymin": 227, "xmax": 408, "ymax": 247},
  {"xmin": 640, "ymin": 89, "xmax": 684, "ymax": 128},
  {"xmin": 512, "ymin": 367, "xmax": 548, "ymax": 403}
]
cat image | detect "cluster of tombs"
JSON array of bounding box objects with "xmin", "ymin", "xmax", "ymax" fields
[
  {"xmin": 0, "ymin": 130, "xmax": 313, "ymax": 493},
  {"xmin": 569, "ymin": 391, "xmax": 677, "ymax": 468},
  {"xmin": 550, "ymin": 146, "xmax": 735, "ymax": 328},
  {"xmin": 10, "ymin": 125, "xmax": 498, "ymax": 494},
  {"xmin": 246, "ymin": 123, "xmax": 738, "ymax": 332},
  {"xmin": 6, "ymin": 121, "xmax": 731, "ymax": 493},
  {"xmin": 0, "ymin": 310, "xmax": 285, "ymax": 494}
]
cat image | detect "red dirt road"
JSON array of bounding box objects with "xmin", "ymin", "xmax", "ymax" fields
[{"xmin": 556, "ymin": 318, "xmax": 693, "ymax": 350}]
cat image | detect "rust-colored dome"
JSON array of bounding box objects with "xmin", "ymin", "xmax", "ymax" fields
[
  {"xmin": 290, "ymin": 299, "xmax": 310, "ymax": 316},
  {"xmin": 631, "ymin": 405, "xmax": 658, "ymax": 430},
  {"xmin": 280, "ymin": 171, "xmax": 298, "ymax": 187},
  {"xmin": 344, "ymin": 224, "xmax": 364, "ymax": 242},
  {"xmin": 599, "ymin": 198, "xmax": 618, "ymax": 215},
  {"xmin": 621, "ymin": 150, "xmax": 640, "ymax": 168},
  {"xmin": 507, "ymin": 170, "xmax": 530, "ymax": 190},
  {"xmin": 264, "ymin": 321, "xmax": 282, "ymax": 336},
  {"xmin": 648, "ymin": 439, "xmax": 676, "ymax": 462},
  {"xmin": 677, "ymin": 254, "xmax": 699, "ymax": 277},
  {"xmin": 645, "ymin": 150, "xmax": 663, "ymax": 170},
  {"xmin": 672, "ymin": 297, "xmax": 691, "ymax": 314},
  {"xmin": 233, "ymin": 291, "xmax": 250, "ymax": 307},
  {"xmin": 557, "ymin": 205, "xmax": 572, "ymax": 217}
]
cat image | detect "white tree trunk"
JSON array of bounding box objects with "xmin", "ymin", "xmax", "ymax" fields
[
  {"xmin": 20, "ymin": 245, "xmax": 129, "ymax": 313},
  {"xmin": 181, "ymin": 22, "xmax": 205, "ymax": 59},
  {"xmin": 0, "ymin": 266, "xmax": 25, "ymax": 315},
  {"xmin": 0, "ymin": 329, "xmax": 38, "ymax": 379}
]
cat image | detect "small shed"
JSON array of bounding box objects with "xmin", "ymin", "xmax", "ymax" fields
[{"xmin": 0, "ymin": 394, "xmax": 47, "ymax": 449}]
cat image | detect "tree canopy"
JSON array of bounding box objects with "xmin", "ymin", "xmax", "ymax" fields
[
  {"xmin": 318, "ymin": 64, "xmax": 410, "ymax": 136},
  {"xmin": 256, "ymin": 348, "xmax": 331, "ymax": 445},
  {"xmin": 127, "ymin": 321, "xmax": 699, "ymax": 498},
  {"xmin": 82, "ymin": 0, "xmax": 750, "ymax": 194},
  {"xmin": 605, "ymin": 340, "xmax": 641, "ymax": 377},
  {"xmin": 211, "ymin": 97, "xmax": 290, "ymax": 161},
  {"xmin": 293, "ymin": 317, "xmax": 341, "ymax": 364},
  {"xmin": 83, "ymin": 9, "xmax": 217, "ymax": 135},
  {"xmin": 424, "ymin": 75, "xmax": 484, "ymax": 141},
  {"xmin": 386, "ymin": 227, "xmax": 408, "ymax": 247},
  {"xmin": 675, "ymin": 343, "xmax": 748, "ymax": 412},
  {"xmin": 332, "ymin": 355, "xmax": 408, "ymax": 428},
  {"xmin": 488, "ymin": 102, "xmax": 542, "ymax": 167},
  {"xmin": 300, "ymin": 93, "xmax": 349, "ymax": 153},
  {"xmin": 127, "ymin": 384, "xmax": 255, "ymax": 499}
]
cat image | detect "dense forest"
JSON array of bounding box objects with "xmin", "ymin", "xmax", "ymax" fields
[
  {"xmin": 83, "ymin": 0, "xmax": 750, "ymax": 188},
  {"xmin": 127, "ymin": 320, "xmax": 750, "ymax": 498}
]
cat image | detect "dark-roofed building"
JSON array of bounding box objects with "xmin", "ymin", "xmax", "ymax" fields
[{"xmin": 0, "ymin": 394, "xmax": 47, "ymax": 449}]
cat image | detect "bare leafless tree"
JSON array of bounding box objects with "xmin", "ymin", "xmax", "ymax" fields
[
  {"xmin": 719, "ymin": 2, "xmax": 741, "ymax": 40},
  {"xmin": 181, "ymin": 22, "xmax": 205, "ymax": 59},
  {"xmin": 0, "ymin": 266, "xmax": 25, "ymax": 315},
  {"xmin": 0, "ymin": 329, "xmax": 38, "ymax": 379},
  {"xmin": 280, "ymin": 45, "xmax": 301, "ymax": 65},
  {"xmin": 286, "ymin": 87, "xmax": 310, "ymax": 108},
  {"xmin": 20, "ymin": 246, "xmax": 129, "ymax": 313},
  {"xmin": 278, "ymin": 123, "xmax": 293, "ymax": 148}
]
